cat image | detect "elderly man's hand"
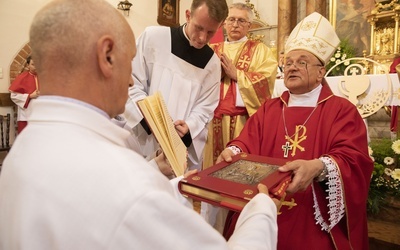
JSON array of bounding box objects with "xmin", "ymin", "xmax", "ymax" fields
[
  {"xmin": 154, "ymin": 151, "xmax": 175, "ymax": 177},
  {"xmin": 216, "ymin": 148, "xmax": 236, "ymax": 164},
  {"xmin": 278, "ymin": 159, "xmax": 325, "ymax": 193}
]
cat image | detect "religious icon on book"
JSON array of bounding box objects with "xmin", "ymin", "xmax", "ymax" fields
[{"xmin": 179, "ymin": 153, "xmax": 292, "ymax": 212}]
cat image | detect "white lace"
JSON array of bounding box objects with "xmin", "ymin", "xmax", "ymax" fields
[
  {"xmin": 312, "ymin": 156, "xmax": 344, "ymax": 232},
  {"xmin": 227, "ymin": 145, "xmax": 241, "ymax": 155}
]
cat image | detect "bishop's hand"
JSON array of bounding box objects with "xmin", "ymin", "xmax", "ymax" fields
[{"xmin": 278, "ymin": 159, "xmax": 324, "ymax": 193}]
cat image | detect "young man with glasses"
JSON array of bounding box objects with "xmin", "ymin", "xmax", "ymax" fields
[
  {"xmin": 217, "ymin": 12, "xmax": 373, "ymax": 249},
  {"xmin": 202, "ymin": 2, "xmax": 277, "ymax": 232}
]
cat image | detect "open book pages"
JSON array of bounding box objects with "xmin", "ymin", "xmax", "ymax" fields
[{"xmin": 137, "ymin": 92, "xmax": 187, "ymax": 177}]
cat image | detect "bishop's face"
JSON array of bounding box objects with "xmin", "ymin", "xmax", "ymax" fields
[
  {"xmin": 283, "ymin": 50, "xmax": 326, "ymax": 94},
  {"xmin": 184, "ymin": 4, "xmax": 221, "ymax": 49}
]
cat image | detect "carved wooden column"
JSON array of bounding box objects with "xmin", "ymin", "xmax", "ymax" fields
[
  {"xmin": 306, "ymin": 0, "xmax": 326, "ymax": 16},
  {"xmin": 368, "ymin": 17, "xmax": 376, "ymax": 56},
  {"xmin": 278, "ymin": 0, "xmax": 292, "ymax": 54}
]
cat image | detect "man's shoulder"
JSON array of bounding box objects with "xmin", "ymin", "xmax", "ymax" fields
[{"xmin": 142, "ymin": 26, "xmax": 170, "ymax": 39}]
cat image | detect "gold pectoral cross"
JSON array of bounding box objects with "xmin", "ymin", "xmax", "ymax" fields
[{"xmin": 282, "ymin": 125, "xmax": 307, "ymax": 158}]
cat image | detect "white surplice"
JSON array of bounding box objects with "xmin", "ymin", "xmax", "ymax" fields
[
  {"xmin": 0, "ymin": 97, "xmax": 278, "ymax": 250},
  {"xmin": 123, "ymin": 25, "xmax": 221, "ymax": 170}
]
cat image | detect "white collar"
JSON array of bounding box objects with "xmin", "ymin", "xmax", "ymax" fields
[
  {"xmin": 288, "ymin": 84, "xmax": 322, "ymax": 107},
  {"xmin": 182, "ymin": 24, "xmax": 191, "ymax": 43},
  {"xmin": 226, "ymin": 36, "xmax": 248, "ymax": 44}
]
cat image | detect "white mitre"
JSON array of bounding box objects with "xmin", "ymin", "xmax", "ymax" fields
[{"xmin": 285, "ymin": 12, "xmax": 340, "ymax": 65}]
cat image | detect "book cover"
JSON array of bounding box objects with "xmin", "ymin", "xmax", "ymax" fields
[
  {"xmin": 178, "ymin": 153, "xmax": 292, "ymax": 212},
  {"xmin": 137, "ymin": 92, "xmax": 187, "ymax": 177}
]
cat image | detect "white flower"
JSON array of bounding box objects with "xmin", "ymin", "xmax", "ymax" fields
[
  {"xmin": 384, "ymin": 157, "xmax": 394, "ymax": 165},
  {"xmin": 336, "ymin": 59, "xmax": 341, "ymax": 64},
  {"xmin": 330, "ymin": 57, "xmax": 335, "ymax": 62},
  {"xmin": 368, "ymin": 146, "xmax": 373, "ymax": 156},
  {"xmin": 341, "ymin": 54, "xmax": 347, "ymax": 60},
  {"xmin": 384, "ymin": 168, "xmax": 393, "ymax": 176},
  {"xmin": 344, "ymin": 61, "xmax": 350, "ymax": 66},
  {"xmin": 392, "ymin": 140, "xmax": 400, "ymax": 154},
  {"xmin": 391, "ymin": 168, "xmax": 400, "ymax": 180},
  {"xmin": 335, "ymin": 53, "xmax": 341, "ymax": 58}
]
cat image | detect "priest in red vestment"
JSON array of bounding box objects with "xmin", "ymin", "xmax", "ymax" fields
[
  {"xmin": 9, "ymin": 55, "xmax": 40, "ymax": 134},
  {"xmin": 217, "ymin": 12, "xmax": 373, "ymax": 250}
]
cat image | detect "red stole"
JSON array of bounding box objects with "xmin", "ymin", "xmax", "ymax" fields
[{"xmin": 210, "ymin": 40, "xmax": 259, "ymax": 163}]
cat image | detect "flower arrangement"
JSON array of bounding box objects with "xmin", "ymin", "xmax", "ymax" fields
[
  {"xmin": 368, "ymin": 138, "xmax": 400, "ymax": 214},
  {"xmin": 326, "ymin": 39, "xmax": 356, "ymax": 76}
]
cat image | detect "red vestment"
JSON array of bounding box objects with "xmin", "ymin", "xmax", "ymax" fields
[
  {"xmin": 9, "ymin": 71, "xmax": 38, "ymax": 133},
  {"xmin": 9, "ymin": 71, "xmax": 37, "ymax": 108},
  {"xmin": 225, "ymin": 82, "xmax": 373, "ymax": 249}
]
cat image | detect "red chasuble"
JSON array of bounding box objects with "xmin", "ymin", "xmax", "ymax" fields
[{"xmin": 224, "ymin": 82, "xmax": 373, "ymax": 249}]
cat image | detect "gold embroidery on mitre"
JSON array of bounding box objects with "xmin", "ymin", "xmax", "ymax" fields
[
  {"xmin": 287, "ymin": 38, "xmax": 329, "ymax": 58},
  {"xmin": 301, "ymin": 20, "xmax": 316, "ymax": 31}
]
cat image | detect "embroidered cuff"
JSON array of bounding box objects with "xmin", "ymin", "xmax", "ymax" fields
[
  {"xmin": 312, "ymin": 156, "xmax": 344, "ymax": 232},
  {"xmin": 227, "ymin": 145, "xmax": 241, "ymax": 155},
  {"xmin": 315, "ymin": 157, "xmax": 328, "ymax": 182}
]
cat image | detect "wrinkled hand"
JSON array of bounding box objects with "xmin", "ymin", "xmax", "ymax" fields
[
  {"xmin": 155, "ymin": 149, "xmax": 189, "ymax": 178},
  {"xmin": 216, "ymin": 148, "xmax": 235, "ymax": 164},
  {"xmin": 220, "ymin": 53, "xmax": 237, "ymax": 81},
  {"xmin": 174, "ymin": 120, "xmax": 189, "ymax": 138},
  {"xmin": 221, "ymin": 67, "xmax": 226, "ymax": 80},
  {"xmin": 257, "ymin": 183, "xmax": 281, "ymax": 211},
  {"xmin": 154, "ymin": 151, "xmax": 175, "ymax": 177},
  {"xmin": 278, "ymin": 159, "xmax": 324, "ymax": 193}
]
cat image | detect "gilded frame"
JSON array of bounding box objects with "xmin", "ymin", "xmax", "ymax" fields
[{"xmin": 157, "ymin": 0, "xmax": 180, "ymax": 28}]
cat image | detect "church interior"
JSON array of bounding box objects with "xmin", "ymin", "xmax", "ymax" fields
[{"xmin": 0, "ymin": 0, "xmax": 400, "ymax": 248}]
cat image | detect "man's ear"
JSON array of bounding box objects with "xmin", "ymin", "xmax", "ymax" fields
[
  {"xmin": 317, "ymin": 67, "xmax": 326, "ymax": 81},
  {"xmin": 97, "ymin": 35, "xmax": 114, "ymax": 78},
  {"xmin": 185, "ymin": 9, "xmax": 191, "ymax": 23}
]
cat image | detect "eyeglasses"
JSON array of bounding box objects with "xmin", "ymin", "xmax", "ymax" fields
[
  {"xmin": 225, "ymin": 17, "xmax": 250, "ymax": 26},
  {"xmin": 284, "ymin": 61, "xmax": 323, "ymax": 71}
]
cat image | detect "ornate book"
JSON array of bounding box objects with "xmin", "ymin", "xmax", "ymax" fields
[
  {"xmin": 137, "ymin": 92, "xmax": 187, "ymax": 177},
  {"xmin": 178, "ymin": 153, "xmax": 292, "ymax": 212}
]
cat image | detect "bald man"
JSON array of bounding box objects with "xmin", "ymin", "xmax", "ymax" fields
[{"xmin": 0, "ymin": 0, "xmax": 280, "ymax": 249}]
